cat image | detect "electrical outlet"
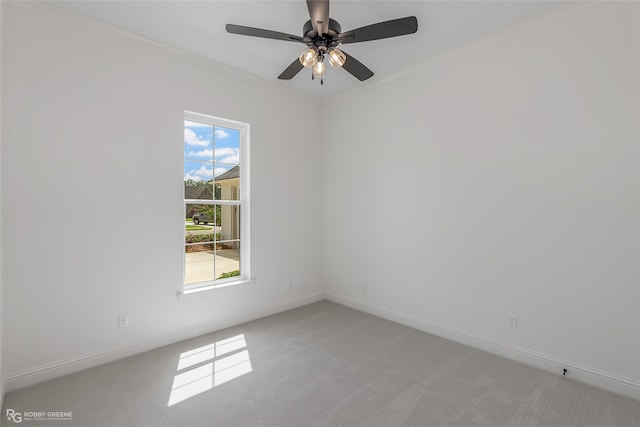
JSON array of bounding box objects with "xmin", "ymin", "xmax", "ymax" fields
[
  {"xmin": 361, "ymin": 283, "xmax": 367, "ymax": 293},
  {"xmin": 287, "ymin": 280, "xmax": 292, "ymax": 290},
  {"xmin": 118, "ymin": 315, "xmax": 129, "ymax": 329},
  {"xmin": 508, "ymin": 314, "xmax": 518, "ymax": 329}
]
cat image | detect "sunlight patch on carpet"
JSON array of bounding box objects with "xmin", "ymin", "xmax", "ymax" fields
[{"xmin": 168, "ymin": 334, "xmax": 253, "ymax": 406}]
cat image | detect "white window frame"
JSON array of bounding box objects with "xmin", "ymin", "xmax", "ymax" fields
[{"xmin": 182, "ymin": 110, "xmax": 250, "ymax": 293}]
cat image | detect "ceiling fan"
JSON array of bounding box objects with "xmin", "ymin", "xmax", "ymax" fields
[{"xmin": 226, "ymin": 0, "xmax": 418, "ymax": 84}]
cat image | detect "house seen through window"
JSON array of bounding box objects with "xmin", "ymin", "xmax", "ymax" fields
[{"xmin": 183, "ymin": 112, "xmax": 249, "ymax": 288}]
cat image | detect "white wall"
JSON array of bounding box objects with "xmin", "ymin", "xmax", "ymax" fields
[
  {"xmin": 0, "ymin": 0, "xmax": 4, "ymax": 407},
  {"xmin": 2, "ymin": 3, "xmax": 324, "ymax": 389},
  {"xmin": 324, "ymin": 1, "xmax": 640, "ymax": 397}
]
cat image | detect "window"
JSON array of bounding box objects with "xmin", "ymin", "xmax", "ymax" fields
[{"xmin": 183, "ymin": 111, "xmax": 249, "ymax": 289}]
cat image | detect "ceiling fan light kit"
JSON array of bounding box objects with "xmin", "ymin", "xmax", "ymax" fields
[
  {"xmin": 299, "ymin": 47, "xmax": 319, "ymax": 68},
  {"xmin": 313, "ymin": 58, "xmax": 326, "ymax": 77},
  {"xmin": 226, "ymin": 0, "xmax": 418, "ymax": 85},
  {"xmin": 327, "ymin": 48, "xmax": 346, "ymax": 69}
]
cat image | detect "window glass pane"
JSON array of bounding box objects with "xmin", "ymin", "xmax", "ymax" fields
[
  {"xmin": 185, "ymin": 243, "xmax": 216, "ymax": 285},
  {"xmin": 184, "ymin": 169, "xmax": 214, "ymax": 200},
  {"xmin": 186, "ymin": 203, "xmax": 218, "ymax": 227},
  {"xmin": 214, "ymin": 165, "xmax": 240, "ymax": 201},
  {"xmin": 214, "ymin": 126, "xmax": 240, "ymax": 165},
  {"xmin": 185, "ymin": 230, "xmax": 216, "ymax": 246},
  {"xmin": 218, "ymin": 204, "xmax": 240, "ymax": 242},
  {"xmin": 184, "ymin": 121, "xmax": 213, "ymax": 162},
  {"xmin": 216, "ymin": 242, "xmax": 240, "ymax": 280}
]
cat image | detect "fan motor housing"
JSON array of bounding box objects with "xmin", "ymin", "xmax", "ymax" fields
[{"xmin": 303, "ymin": 18, "xmax": 341, "ymax": 40}]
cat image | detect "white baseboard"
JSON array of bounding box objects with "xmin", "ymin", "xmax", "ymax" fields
[
  {"xmin": 5, "ymin": 293, "xmax": 324, "ymax": 392},
  {"xmin": 325, "ymin": 292, "xmax": 640, "ymax": 402}
]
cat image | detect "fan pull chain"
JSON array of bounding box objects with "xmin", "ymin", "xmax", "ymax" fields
[{"xmin": 310, "ymin": 71, "xmax": 323, "ymax": 85}]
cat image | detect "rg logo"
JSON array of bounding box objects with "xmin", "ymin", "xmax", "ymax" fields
[{"xmin": 6, "ymin": 409, "xmax": 22, "ymax": 423}]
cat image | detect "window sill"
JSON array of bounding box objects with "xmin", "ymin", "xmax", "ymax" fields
[{"xmin": 177, "ymin": 279, "xmax": 255, "ymax": 303}]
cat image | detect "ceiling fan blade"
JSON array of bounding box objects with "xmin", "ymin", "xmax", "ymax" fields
[
  {"xmin": 338, "ymin": 16, "xmax": 418, "ymax": 44},
  {"xmin": 278, "ymin": 58, "xmax": 305, "ymax": 80},
  {"xmin": 342, "ymin": 52, "xmax": 374, "ymax": 81},
  {"xmin": 306, "ymin": 0, "xmax": 330, "ymax": 36},
  {"xmin": 226, "ymin": 24, "xmax": 305, "ymax": 43}
]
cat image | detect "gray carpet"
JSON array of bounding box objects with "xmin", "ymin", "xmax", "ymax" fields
[{"xmin": 2, "ymin": 301, "xmax": 639, "ymax": 426}]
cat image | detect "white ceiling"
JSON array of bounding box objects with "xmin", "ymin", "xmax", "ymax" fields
[{"xmin": 42, "ymin": 0, "xmax": 572, "ymax": 98}]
